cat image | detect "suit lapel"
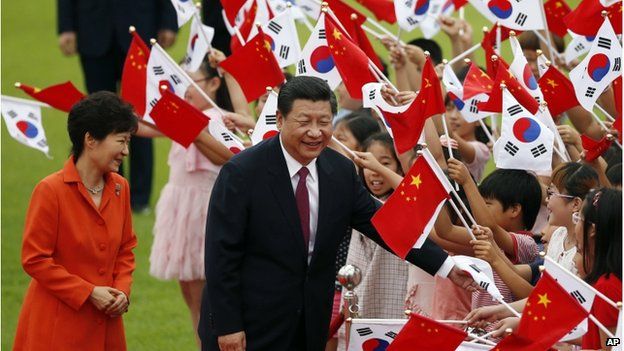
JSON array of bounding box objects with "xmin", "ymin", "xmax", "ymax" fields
[{"xmin": 309, "ymin": 151, "xmax": 335, "ymax": 268}]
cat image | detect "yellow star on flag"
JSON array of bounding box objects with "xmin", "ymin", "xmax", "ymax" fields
[
  {"xmin": 424, "ymin": 78, "xmax": 432, "ymax": 88},
  {"xmin": 332, "ymin": 28, "xmax": 342, "ymax": 40},
  {"xmin": 410, "ymin": 174, "xmax": 422, "ymax": 189},
  {"xmin": 537, "ymin": 293, "xmax": 551, "ymax": 308},
  {"xmin": 547, "ymin": 78, "xmax": 558, "ymax": 88}
]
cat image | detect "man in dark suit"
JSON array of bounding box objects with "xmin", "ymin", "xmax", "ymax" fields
[
  {"xmin": 199, "ymin": 76, "xmax": 475, "ymax": 351},
  {"xmin": 57, "ymin": 0, "xmax": 178, "ymax": 212}
]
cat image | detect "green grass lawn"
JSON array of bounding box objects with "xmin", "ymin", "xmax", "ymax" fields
[{"xmin": 0, "ymin": 1, "xmax": 498, "ymax": 349}]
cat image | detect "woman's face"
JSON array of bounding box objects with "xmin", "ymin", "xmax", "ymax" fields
[
  {"xmin": 88, "ymin": 132, "xmax": 131, "ymax": 173},
  {"xmin": 546, "ymin": 185, "xmax": 579, "ymax": 227},
  {"xmin": 574, "ymin": 201, "xmax": 594, "ymax": 252},
  {"xmin": 334, "ymin": 121, "xmax": 359, "ymax": 151},
  {"xmin": 184, "ymin": 70, "xmax": 219, "ymax": 110},
  {"xmin": 363, "ymin": 141, "xmax": 399, "ymax": 197}
]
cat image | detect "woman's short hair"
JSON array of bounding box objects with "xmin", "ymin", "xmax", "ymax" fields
[{"xmin": 67, "ymin": 91, "xmax": 138, "ymax": 158}]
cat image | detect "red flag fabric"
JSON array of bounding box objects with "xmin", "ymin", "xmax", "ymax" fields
[
  {"xmin": 345, "ymin": 16, "xmax": 384, "ymax": 70},
  {"xmin": 230, "ymin": 1, "xmax": 258, "ymax": 53},
  {"xmin": 564, "ymin": 0, "xmax": 622, "ymax": 35},
  {"xmin": 478, "ymin": 63, "xmax": 539, "ymax": 114},
  {"xmin": 220, "ymin": 29, "xmax": 285, "ymax": 102},
  {"xmin": 493, "ymin": 272, "xmax": 588, "ymax": 351},
  {"xmin": 613, "ymin": 76, "xmax": 622, "ymax": 120},
  {"xmin": 17, "ymin": 81, "xmax": 85, "ymax": 113},
  {"xmin": 325, "ymin": 15, "xmax": 377, "ymax": 99},
  {"xmin": 481, "ymin": 28, "xmax": 512, "ymax": 78},
  {"xmin": 452, "ymin": 0, "xmax": 469, "ymax": 9},
  {"xmin": 221, "ymin": 0, "xmax": 248, "ymax": 26},
  {"xmin": 356, "ymin": 0, "xmax": 397, "ymax": 23},
  {"xmin": 382, "ymin": 58, "xmax": 445, "ymax": 153},
  {"xmin": 538, "ymin": 65, "xmax": 580, "ymax": 116},
  {"xmin": 326, "ymin": 0, "xmax": 367, "ymax": 34},
  {"xmin": 544, "ymin": 0, "xmax": 572, "ymax": 37},
  {"xmin": 581, "ymin": 134, "xmax": 613, "ymax": 161},
  {"xmin": 149, "ymin": 89, "xmax": 210, "ymax": 148},
  {"xmin": 614, "ymin": 115, "xmax": 623, "ymax": 143},
  {"xmin": 387, "ymin": 313, "xmax": 466, "ymax": 351},
  {"xmin": 121, "ymin": 31, "xmax": 150, "ymax": 116},
  {"xmin": 463, "ymin": 63, "xmax": 494, "ymax": 100},
  {"xmin": 371, "ymin": 151, "xmax": 451, "ymax": 258}
]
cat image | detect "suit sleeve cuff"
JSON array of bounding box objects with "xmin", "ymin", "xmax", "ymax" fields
[{"xmin": 435, "ymin": 256, "xmax": 455, "ymax": 278}]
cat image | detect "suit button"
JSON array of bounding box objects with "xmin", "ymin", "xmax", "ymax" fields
[
  {"xmin": 99, "ymin": 243, "xmax": 106, "ymax": 251},
  {"xmin": 98, "ymin": 268, "xmax": 106, "ymax": 275}
]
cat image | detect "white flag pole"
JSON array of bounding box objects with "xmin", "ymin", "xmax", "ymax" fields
[
  {"xmin": 440, "ymin": 113, "xmax": 460, "ymax": 191},
  {"xmin": 361, "ymin": 24, "xmax": 385, "ymax": 40},
  {"xmin": 478, "ymin": 119, "xmax": 497, "ymax": 145},
  {"xmin": 331, "ymin": 135, "xmax": 357, "ymax": 158},
  {"xmin": 448, "ymin": 196, "xmax": 477, "ymax": 240},
  {"xmin": 589, "ymin": 313, "xmax": 617, "ymax": 338},
  {"xmin": 447, "ymin": 43, "xmax": 481, "ymax": 66},
  {"xmin": 193, "ymin": 4, "xmax": 213, "ymax": 52},
  {"xmin": 467, "ymin": 332, "xmax": 498, "ymax": 346},
  {"xmin": 595, "ymin": 103, "xmax": 617, "ymax": 122},
  {"xmin": 3, "ymin": 93, "xmax": 51, "ymax": 109}
]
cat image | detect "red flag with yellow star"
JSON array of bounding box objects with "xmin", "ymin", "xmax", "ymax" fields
[
  {"xmin": 493, "ymin": 271, "xmax": 588, "ymax": 351},
  {"xmin": 230, "ymin": 1, "xmax": 258, "ymax": 53},
  {"xmin": 16, "ymin": 81, "xmax": 85, "ymax": 113},
  {"xmin": 463, "ymin": 64, "xmax": 494, "ymax": 100},
  {"xmin": 564, "ymin": 0, "xmax": 622, "ymax": 35},
  {"xmin": 537, "ymin": 65, "xmax": 580, "ymax": 116},
  {"xmin": 220, "ymin": 29, "xmax": 285, "ymax": 102},
  {"xmin": 326, "ymin": 0, "xmax": 367, "ymax": 34},
  {"xmin": 387, "ymin": 312, "xmax": 467, "ymax": 351},
  {"xmin": 382, "ymin": 58, "xmax": 446, "ymax": 153},
  {"xmin": 480, "ymin": 28, "xmax": 512, "ymax": 78},
  {"xmin": 478, "ymin": 63, "xmax": 540, "ymax": 114},
  {"xmin": 544, "ymin": 0, "xmax": 572, "ymax": 37},
  {"xmin": 345, "ymin": 15, "xmax": 384, "ymax": 70},
  {"xmin": 149, "ymin": 89, "xmax": 210, "ymax": 148},
  {"xmin": 371, "ymin": 149, "xmax": 452, "ymax": 258},
  {"xmin": 324, "ymin": 14, "xmax": 377, "ymax": 99},
  {"xmin": 121, "ymin": 31, "xmax": 150, "ymax": 116},
  {"xmin": 221, "ymin": 0, "xmax": 248, "ymax": 26}
]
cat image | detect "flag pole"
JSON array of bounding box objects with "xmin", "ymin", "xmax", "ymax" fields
[
  {"xmin": 478, "ymin": 119, "xmax": 497, "ymax": 145},
  {"xmin": 466, "ymin": 332, "xmax": 497, "ymax": 346},
  {"xmin": 495, "ymin": 23, "xmax": 502, "ymax": 56},
  {"xmin": 595, "ymin": 103, "xmax": 616, "ymax": 122},
  {"xmin": 193, "ymin": 4, "xmax": 213, "ymax": 52},
  {"xmin": 589, "ymin": 314, "xmax": 617, "ymax": 338},
  {"xmin": 332, "ymin": 135, "xmax": 357, "ymax": 158},
  {"xmin": 496, "ymin": 296, "xmax": 523, "ymax": 318},
  {"xmin": 3, "ymin": 92, "xmax": 51, "ymax": 109},
  {"xmin": 458, "ymin": 7, "xmax": 465, "ymax": 37},
  {"xmin": 447, "ymin": 196, "xmax": 477, "ymax": 240},
  {"xmin": 440, "ymin": 113, "xmax": 460, "ymax": 191},
  {"xmin": 361, "ymin": 24, "xmax": 385, "ymax": 40},
  {"xmin": 446, "ymin": 42, "xmax": 481, "ymax": 66}
]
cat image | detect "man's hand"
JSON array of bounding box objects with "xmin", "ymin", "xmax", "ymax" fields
[
  {"xmin": 157, "ymin": 29, "xmax": 176, "ymax": 48},
  {"xmin": 218, "ymin": 331, "xmax": 246, "ymax": 351},
  {"xmin": 448, "ymin": 266, "xmax": 477, "ymax": 292},
  {"xmin": 58, "ymin": 31, "xmax": 77, "ymax": 56}
]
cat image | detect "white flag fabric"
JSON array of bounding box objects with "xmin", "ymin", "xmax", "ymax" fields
[
  {"xmin": 145, "ymin": 45, "xmax": 192, "ymax": 124},
  {"xmin": 395, "ymin": 0, "xmax": 429, "ymax": 32},
  {"xmin": 170, "ymin": 0, "xmax": 197, "ymax": 27},
  {"xmin": 248, "ymin": 8, "xmax": 301, "ymax": 67},
  {"xmin": 347, "ymin": 319, "xmax": 405, "ymax": 351},
  {"xmin": 442, "ymin": 66, "xmax": 491, "ymax": 123},
  {"xmin": 182, "ymin": 16, "xmax": 215, "ymax": 72},
  {"xmin": 468, "ymin": 0, "xmax": 545, "ymax": 30},
  {"xmin": 569, "ymin": 18, "xmax": 623, "ymax": 111},
  {"xmin": 544, "ymin": 258, "xmax": 597, "ymax": 341},
  {"xmin": 494, "ymin": 88, "xmax": 554, "ymax": 172},
  {"xmin": 614, "ymin": 310, "xmax": 623, "ymax": 351},
  {"xmin": 453, "ymin": 255, "xmax": 503, "ymax": 300},
  {"xmin": 564, "ymin": 33, "xmax": 594, "ymax": 65},
  {"xmin": 294, "ymin": 0, "xmax": 321, "ymax": 19},
  {"xmin": 536, "ymin": 52, "xmax": 550, "ymax": 77},
  {"xmin": 251, "ymin": 91, "xmax": 279, "ymax": 145},
  {"xmin": 267, "ymin": 0, "xmax": 306, "ymax": 19},
  {"xmin": 419, "ymin": 0, "xmax": 455, "ymax": 38},
  {"xmin": 442, "ymin": 65, "xmax": 464, "ymax": 97},
  {"xmin": 362, "ymin": 82, "xmax": 410, "ymax": 137},
  {"xmin": 208, "ymin": 118, "xmax": 246, "ymax": 154},
  {"xmin": 536, "ymin": 105, "xmax": 570, "ymax": 162},
  {"xmin": 1, "ymin": 97, "xmax": 50, "ymax": 157},
  {"xmin": 296, "ymin": 13, "xmax": 342, "ymax": 90},
  {"xmin": 509, "ymin": 35, "xmax": 544, "ymax": 104}
]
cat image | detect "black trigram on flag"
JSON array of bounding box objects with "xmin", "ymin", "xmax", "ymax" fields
[
  {"xmin": 6, "ymin": 110, "xmax": 17, "ymax": 118},
  {"xmin": 279, "ymin": 45, "xmax": 290, "ymax": 60},
  {"xmin": 356, "ymin": 327, "xmax": 373, "ymax": 336},
  {"xmin": 265, "ymin": 114, "xmax": 277, "ymax": 125},
  {"xmin": 469, "ymin": 264, "xmax": 482, "ymax": 273},
  {"xmin": 404, "ymin": 0, "xmax": 414, "ymax": 7},
  {"xmin": 298, "ymin": 59, "xmax": 307, "ymax": 74},
  {"xmin": 614, "ymin": 57, "xmax": 621, "ymax": 72},
  {"xmin": 369, "ymin": 90, "xmax": 376, "ymax": 100},
  {"xmin": 149, "ymin": 98, "xmax": 159, "ymax": 108},
  {"xmin": 27, "ymin": 112, "xmax": 38, "ymax": 121},
  {"xmin": 574, "ymin": 43, "xmax": 586, "ymax": 52},
  {"xmin": 268, "ymin": 21, "xmax": 282, "ymax": 35},
  {"xmin": 221, "ymin": 133, "xmax": 233, "ymax": 142},
  {"xmin": 571, "ymin": 290, "xmax": 587, "ymax": 304},
  {"xmin": 385, "ymin": 331, "xmax": 398, "ymax": 339},
  {"xmin": 318, "ymin": 29, "xmax": 326, "ymax": 40},
  {"xmin": 585, "ymin": 87, "xmax": 596, "ymax": 98},
  {"xmin": 597, "ymin": 37, "xmax": 611, "ymax": 50},
  {"xmin": 469, "ymin": 99, "xmax": 479, "ymax": 113},
  {"xmin": 37, "ymin": 139, "xmax": 48, "ymax": 148},
  {"xmin": 407, "ymin": 16, "xmax": 418, "ymax": 25},
  {"xmin": 479, "ymin": 281, "xmax": 490, "ymax": 291},
  {"xmin": 514, "ymin": 13, "xmax": 528, "ymax": 26},
  {"xmin": 170, "ymin": 74, "xmax": 182, "ymax": 85},
  {"xmin": 505, "ymin": 141, "xmax": 520, "ymax": 156},
  {"xmin": 531, "ymin": 143, "xmax": 547, "ymax": 157},
  {"xmin": 153, "ymin": 66, "xmax": 165, "ymax": 75},
  {"xmin": 507, "ymin": 104, "xmax": 523, "ymax": 116}
]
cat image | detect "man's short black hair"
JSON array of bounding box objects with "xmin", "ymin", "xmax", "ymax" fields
[
  {"xmin": 478, "ymin": 169, "xmax": 542, "ymax": 230},
  {"xmin": 277, "ymin": 76, "xmax": 337, "ymax": 117},
  {"xmin": 67, "ymin": 91, "xmax": 138, "ymax": 158}
]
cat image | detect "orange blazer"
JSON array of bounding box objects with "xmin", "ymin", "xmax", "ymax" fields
[{"xmin": 13, "ymin": 157, "xmax": 137, "ymax": 351}]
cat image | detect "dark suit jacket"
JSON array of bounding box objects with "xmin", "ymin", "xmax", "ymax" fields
[
  {"xmin": 199, "ymin": 136, "xmax": 448, "ymax": 351},
  {"xmin": 57, "ymin": 0, "xmax": 177, "ymax": 57}
]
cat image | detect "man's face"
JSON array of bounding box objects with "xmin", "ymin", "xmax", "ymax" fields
[{"xmin": 277, "ymin": 99, "xmax": 334, "ymax": 165}]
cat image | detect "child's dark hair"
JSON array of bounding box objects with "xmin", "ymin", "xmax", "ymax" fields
[
  {"xmin": 581, "ymin": 188, "xmax": 622, "ymax": 284},
  {"xmin": 551, "ymin": 162, "xmax": 599, "ymax": 198},
  {"xmin": 337, "ymin": 113, "xmax": 381, "ymax": 149},
  {"xmin": 198, "ymin": 57, "xmax": 234, "ymax": 112},
  {"xmin": 478, "ymin": 169, "xmax": 542, "ymax": 230},
  {"xmin": 408, "ymin": 38, "xmax": 443, "ymax": 64},
  {"xmin": 606, "ymin": 163, "xmax": 622, "ymax": 187},
  {"xmin": 359, "ymin": 132, "xmax": 402, "ymax": 197}
]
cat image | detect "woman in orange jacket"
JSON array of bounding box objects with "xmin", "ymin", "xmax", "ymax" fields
[{"xmin": 13, "ymin": 92, "xmax": 138, "ymax": 351}]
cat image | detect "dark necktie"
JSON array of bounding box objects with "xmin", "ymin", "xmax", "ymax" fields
[{"xmin": 295, "ymin": 167, "xmax": 310, "ymax": 250}]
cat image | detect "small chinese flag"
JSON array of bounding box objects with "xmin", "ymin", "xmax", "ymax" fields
[
  {"xmin": 220, "ymin": 28, "xmax": 285, "ymax": 102},
  {"xmin": 149, "ymin": 89, "xmax": 210, "ymax": 148},
  {"xmin": 463, "ymin": 63, "xmax": 494, "ymax": 100},
  {"xmin": 387, "ymin": 312, "xmax": 467, "ymax": 351},
  {"xmin": 230, "ymin": 1, "xmax": 258, "ymax": 53},
  {"xmin": 481, "ymin": 29, "xmax": 511, "ymax": 78},
  {"xmin": 326, "ymin": 0, "xmax": 367, "ymax": 33},
  {"xmin": 582, "ymin": 134, "xmax": 613, "ymax": 161},
  {"xmin": 356, "ymin": 0, "xmax": 397, "ymax": 23},
  {"xmin": 538, "ymin": 65, "xmax": 580, "ymax": 116},
  {"xmin": 324, "ymin": 15, "xmax": 377, "ymax": 100},
  {"xmin": 564, "ymin": 0, "xmax": 621, "ymax": 36},
  {"xmin": 121, "ymin": 31, "xmax": 150, "ymax": 116},
  {"xmin": 371, "ymin": 150, "xmax": 452, "ymax": 258},
  {"xmin": 345, "ymin": 15, "xmax": 384, "ymax": 70},
  {"xmin": 17, "ymin": 81, "xmax": 85, "ymax": 113},
  {"xmin": 452, "ymin": 0, "xmax": 469, "ymax": 9},
  {"xmin": 493, "ymin": 272, "xmax": 588, "ymax": 351},
  {"xmin": 220, "ymin": 0, "xmax": 248, "ymax": 26},
  {"xmin": 478, "ymin": 63, "xmax": 540, "ymax": 114},
  {"xmin": 382, "ymin": 58, "xmax": 445, "ymax": 154},
  {"xmin": 544, "ymin": 0, "xmax": 572, "ymax": 38}
]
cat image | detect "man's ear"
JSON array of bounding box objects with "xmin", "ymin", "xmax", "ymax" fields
[{"xmin": 277, "ymin": 110, "xmax": 284, "ymax": 131}]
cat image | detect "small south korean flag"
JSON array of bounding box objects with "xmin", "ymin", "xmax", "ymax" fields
[
  {"xmin": 564, "ymin": 33, "xmax": 594, "ymax": 65},
  {"xmin": 347, "ymin": 319, "xmax": 405, "ymax": 351},
  {"xmin": 453, "ymin": 255, "xmax": 504, "ymax": 301},
  {"xmin": 296, "ymin": 12, "xmax": 341, "ymax": 90},
  {"xmin": 494, "ymin": 87, "xmax": 554, "ymax": 172},
  {"xmin": 509, "ymin": 35, "xmax": 544, "ymax": 104},
  {"xmin": 419, "ymin": 0, "xmax": 455, "ymax": 39},
  {"xmin": 395, "ymin": 0, "xmax": 430, "ymax": 32},
  {"xmin": 251, "ymin": 90, "xmax": 279, "ymax": 145},
  {"xmin": 170, "ymin": 0, "xmax": 197, "ymax": 27},
  {"xmin": 182, "ymin": 16, "xmax": 215, "ymax": 72},
  {"xmin": 248, "ymin": 7, "xmax": 301, "ymax": 67},
  {"xmin": 442, "ymin": 65, "xmax": 490, "ymax": 123},
  {"xmin": 1, "ymin": 97, "xmax": 51, "ymax": 157},
  {"xmin": 208, "ymin": 119, "xmax": 245, "ymax": 154},
  {"xmin": 468, "ymin": 0, "xmax": 545, "ymax": 30},
  {"xmin": 569, "ymin": 18, "xmax": 623, "ymax": 111}
]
